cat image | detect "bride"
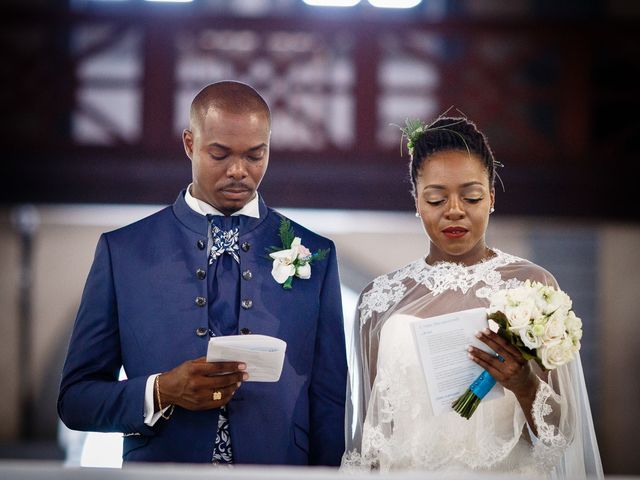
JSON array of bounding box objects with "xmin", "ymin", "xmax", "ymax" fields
[{"xmin": 342, "ymin": 117, "xmax": 603, "ymax": 478}]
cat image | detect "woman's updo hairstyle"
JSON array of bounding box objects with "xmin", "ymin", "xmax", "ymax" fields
[{"xmin": 403, "ymin": 116, "xmax": 498, "ymax": 197}]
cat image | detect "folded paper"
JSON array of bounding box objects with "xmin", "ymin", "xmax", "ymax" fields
[{"xmin": 206, "ymin": 334, "xmax": 287, "ymax": 382}]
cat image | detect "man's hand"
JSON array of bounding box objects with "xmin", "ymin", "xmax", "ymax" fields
[{"xmin": 156, "ymin": 357, "xmax": 248, "ymax": 411}]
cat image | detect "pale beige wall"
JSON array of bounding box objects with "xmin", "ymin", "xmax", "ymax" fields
[
  {"xmin": 599, "ymin": 224, "xmax": 640, "ymax": 474},
  {"xmin": 0, "ymin": 205, "xmax": 161, "ymax": 439},
  {"xmin": 30, "ymin": 223, "xmax": 108, "ymax": 435},
  {"xmin": 0, "ymin": 212, "xmax": 21, "ymax": 440}
]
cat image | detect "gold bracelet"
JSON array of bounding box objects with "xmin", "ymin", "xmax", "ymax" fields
[{"xmin": 155, "ymin": 375, "xmax": 174, "ymax": 420}]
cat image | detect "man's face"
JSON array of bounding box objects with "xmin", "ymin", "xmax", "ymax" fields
[{"xmin": 183, "ymin": 108, "xmax": 270, "ymax": 215}]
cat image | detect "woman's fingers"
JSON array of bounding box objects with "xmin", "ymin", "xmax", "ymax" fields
[
  {"xmin": 468, "ymin": 346, "xmax": 508, "ymax": 380},
  {"xmin": 475, "ymin": 329, "xmax": 526, "ymax": 365}
]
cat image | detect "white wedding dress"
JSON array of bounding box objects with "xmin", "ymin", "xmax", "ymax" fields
[{"xmin": 342, "ymin": 249, "xmax": 603, "ymax": 478}]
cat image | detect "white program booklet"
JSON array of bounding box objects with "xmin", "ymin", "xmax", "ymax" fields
[
  {"xmin": 206, "ymin": 334, "xmax": 287, "ymax": 382},
  {"xmin": 410, "ymin": 307, "xmax": 504, "ymax": 416}
]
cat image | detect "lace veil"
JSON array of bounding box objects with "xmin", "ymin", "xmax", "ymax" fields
[{"xmin": 343, "ymin": 249, "xmax": 603, "ymax": 478}]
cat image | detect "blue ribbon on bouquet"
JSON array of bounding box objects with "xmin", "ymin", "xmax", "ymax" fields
[
  {"xmin": 469, "ymin": 370, "xmax": 497, "ymax": 399},
  {"xmin": 468, "ymin": 353, "xmax": 504, "ymax": 399}
]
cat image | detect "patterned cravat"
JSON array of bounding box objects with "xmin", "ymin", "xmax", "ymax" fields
[
  {"xmin": 207, "ymin": 214, "xmax": 239, "ymax": 464},
  {"xmin": 209, "ymin": 216, "xmax": 240, "ymax": 264}
]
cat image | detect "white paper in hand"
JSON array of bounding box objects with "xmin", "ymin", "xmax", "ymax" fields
[
  {"xmin": 206, "ymin": 334, "xmax": 287, "ymax": 382},
  {"xmin": 410, "ymin": 308, "xmax": 504, "ymax": 416}
]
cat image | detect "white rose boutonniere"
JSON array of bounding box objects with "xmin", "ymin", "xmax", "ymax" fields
[{"xmin": 267, "ymin": 217, "xmax": 329, "ymax": 290}]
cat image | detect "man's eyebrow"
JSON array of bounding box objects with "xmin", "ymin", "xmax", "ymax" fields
[{"xmin": 207, "ymin": 142, "xmax": 230, "ymax": 150}]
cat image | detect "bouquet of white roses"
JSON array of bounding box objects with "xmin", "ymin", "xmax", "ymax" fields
[{"xmin": 452, "ymin": 280, "xmax": 582, "ymax": 419}]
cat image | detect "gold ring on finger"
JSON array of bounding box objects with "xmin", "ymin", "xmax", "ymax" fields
[{"xmin": 212, "ymin": 390, "xmax": 222, "ymax": 401}]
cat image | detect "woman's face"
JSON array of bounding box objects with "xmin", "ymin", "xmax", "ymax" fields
[{"xmin": 415, "ymin": 149, "xmax": 495, "ymax": 266}]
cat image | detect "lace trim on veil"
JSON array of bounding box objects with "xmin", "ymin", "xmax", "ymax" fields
[
  {"xmin": 358, "ymin": 249, "xmax": 523, "ymax": 326},
  {"xmin": 532, "ymin": 381, "xmax": 568, "ymax": 472}
]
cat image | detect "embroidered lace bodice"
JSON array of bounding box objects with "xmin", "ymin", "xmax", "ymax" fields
[
  {"xmin": 358, "ymin": 249, "xmax": 524, "ymax": 326},
  {"xmin": 342, "ymin": 249, "xmax": 600, "ymax": 478}
]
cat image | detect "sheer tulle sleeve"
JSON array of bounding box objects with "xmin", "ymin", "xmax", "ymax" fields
[{"xmin": 343, "ymin": 285, "xmax": 383, "ymax": 469}]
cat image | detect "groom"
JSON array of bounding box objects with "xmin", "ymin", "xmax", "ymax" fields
[{"xmin": 58, "ymin": 81, "xmax": 347, "ymax": 465}]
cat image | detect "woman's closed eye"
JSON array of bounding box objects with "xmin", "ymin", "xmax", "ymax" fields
[{"xmin": 426, "ymin": 197, "xmax": 483, "ymax": 206}]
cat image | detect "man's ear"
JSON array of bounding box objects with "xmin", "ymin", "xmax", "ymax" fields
[{"xmin": 182, "ymin": 129, "xmax": 194, "ymax": 160}]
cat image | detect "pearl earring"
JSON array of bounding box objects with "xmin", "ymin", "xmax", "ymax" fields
[
  {"xmin": 490, "ymin": 207, "xmax": 495, "ymax": 214},
  {"xmin": 415, "ymin": 212, "xmax": 420, "ymax": 218}
]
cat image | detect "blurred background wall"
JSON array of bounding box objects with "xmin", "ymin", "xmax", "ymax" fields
[{"xmin": 0, "ymin": 0, "xmax": 638, "ymax": 475}]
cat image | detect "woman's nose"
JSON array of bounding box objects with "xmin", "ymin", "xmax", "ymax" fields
[{"xmin": 444, "ymin": 197, "xmax": 465, "ymax": 219}]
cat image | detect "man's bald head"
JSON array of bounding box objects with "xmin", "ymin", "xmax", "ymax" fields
[{"xmin": 189, "ymin": 81, "xmax": 271, "ymax": 132}]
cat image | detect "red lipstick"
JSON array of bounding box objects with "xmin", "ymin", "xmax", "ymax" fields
[{"xmin": 442, "ymin": 226, "xmax": 468, "ymax": 239}]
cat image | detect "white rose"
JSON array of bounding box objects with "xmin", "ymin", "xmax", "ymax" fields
[
  {"xmin": 520, "ymin": 326, "xmax": 542, "ymax": 350},
  {"xmin": 565, "ymin": 310, "xmax": 583, "ymax": 335},
  {"xmin": 505, "ymin": 298, "xmax": 536, "ymax": 329},
  {"xmin": 540, "ymin": 338, "xmax": 575, "ymax": 369},
  {"xmin": 531, "ymin": 322, "xmax": 545, "ymax": 337},
  {"xmin": 542, "ymin": 314, "xmax": 566, "ymax": 343},
  {"xmin": 534, "ymin": 289, "xmax": 550, "ymax": 314},
  {"xmin": 508, "ymin": 285, "xmax": 531, "ymax": 305},
  {"xmin": 296, "ymin": 263, "xmax": 311, "ymax": 279},
  {"xmin": 543, "ymin": 289, "xmax": 572, "ymax": 315},
  {"xmin": 571, "ymin": 338, "xmax": 581, "ymax": 353},
  {"xmin": 571, "ymin": 329, "xmax": 583, "ymax": 342}
]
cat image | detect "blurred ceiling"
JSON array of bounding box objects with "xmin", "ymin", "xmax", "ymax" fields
[{"xmin": 1, "ymin": 0, "xmax": 639, "ymax": 220}]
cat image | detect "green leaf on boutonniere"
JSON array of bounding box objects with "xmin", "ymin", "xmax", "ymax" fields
[{"xmin": 278, "ymin": 217, "xmax": 295, "ymax": 249}]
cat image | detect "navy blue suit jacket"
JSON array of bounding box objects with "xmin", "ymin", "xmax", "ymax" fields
[{"xmin": 58, "ymin": 192, "xmax": 347, "ymax": 465}]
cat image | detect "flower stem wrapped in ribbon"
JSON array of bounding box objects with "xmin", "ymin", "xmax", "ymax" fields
[
  {"xmin": 267, "ymin": 217, "xmax": 329, "ymax": 290},
  {"xmin": 452, "ymin": 280, "xmax": 583, "ymax": 419}
]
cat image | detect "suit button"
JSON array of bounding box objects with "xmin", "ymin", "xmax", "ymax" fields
[
  {"xmin": 241, "ymin": 242, "xmax": 251, "ymax": 252},
  {"xmin": 195, "ymin": 296, "xmax": 207, "ymax": 307},
  {"xmin": 240, "ymin": 327, "xmax": 251, "ymax": 335},
  {"xmin": 197, "ymin": 240, "xmax": 205, "ymax": 250},
  {"xmin": 196, "ymin": 268, "xmax": 206, "ymax": 280},
  {"xmin": 242, "ymin": 270, "xmax": 252, "ymax": 281},
  {"xmin": 241, "ymin": 299, "xmax": 253, "ymax": 310},
  {"xmin": 195, "ymin": 327, "xmax": 208, "ymax": 337}
]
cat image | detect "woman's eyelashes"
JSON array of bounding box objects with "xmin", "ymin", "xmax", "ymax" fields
[{"xmin": 424, "ymin": 196, "xmax": 484, "ymax": 206}]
